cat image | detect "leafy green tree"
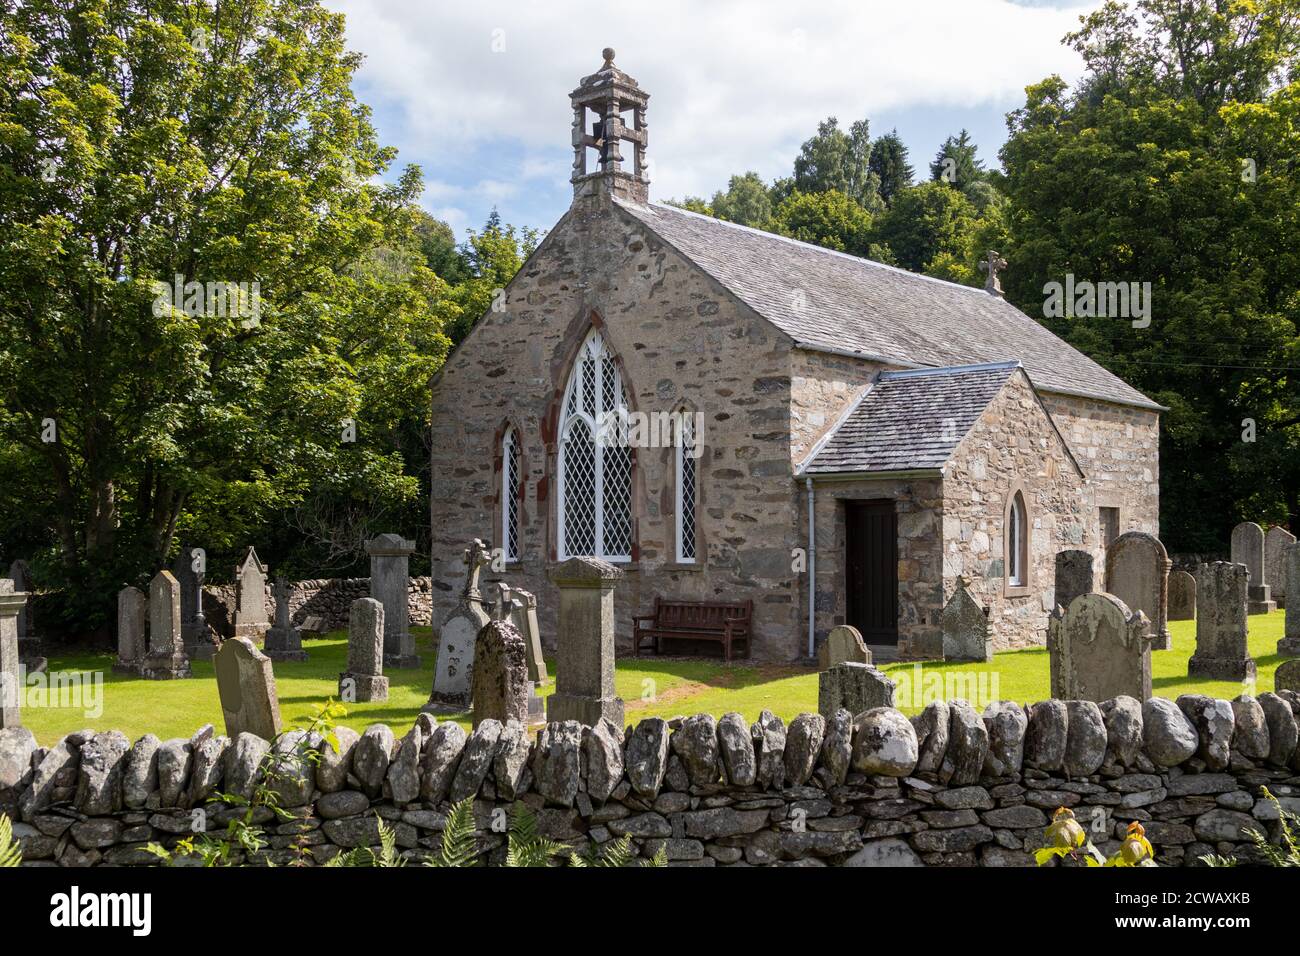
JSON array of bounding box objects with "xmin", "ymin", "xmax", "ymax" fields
[
  {"xmin": 711, "ymin": 171, "xmax": 772, "ymax": 228},
  {"xmin": 868, "ymin": 130, "xmax": 914, "ymax": 205},
  {"xmin": 444, "ymin": 210, "xmax": 540, "ymax": 346},
  {"xmin": 872, "ymin": 181, "xmax": 977, "ymax": 272},
  {"xmin": 929, "ymin": 129, "xmax": 986, "ymax": 187},
  {"xmin": 792, "ymin": 117, "xmax": 883, "ymax": 211},
  {"xmin": 768, "ymin": 189, "xmax": 875, "ymax": 255}
]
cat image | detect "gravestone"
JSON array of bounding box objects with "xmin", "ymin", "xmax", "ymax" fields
[
  {"xmin": 299, "ymin": 615, "xmax": 326, "ymax": 637},
  {"xmin": 215, "ymin": 636, "xmax": 281, "ymax": 740},
  {"xmin": 817, "ymin": 624, "xmax": 871, "ymax": 668},
  {"xmin": 1266, "ymin": 525, "xmax": 1296, "ymax": 609},
  {"xmin": 426, "ymin": 540, "xmax": 492, "ymax": 711},
  {"xmin": 545, "ymin": 556, "xmax": 624, "ymax": 727},
  {"xmin": 1053, "ymin": 549, "xmax": 1095, "ymax": 613},
  {"xmin": 817, "ymin": 662, "xmax": 895, "ymax": 718},
  {"xmin": 1050, "ymin": 593, "xmax": 1153, "ymax": 702},
  {"xmin": 1104, "ymin": 531, "xmax": 1172, "ymax": 650},
  {"xmin": 1277, "ymin": 658, "xmax": 1300, "ymax": 693},
  {"xmin": 115, "ymin": 586, "xmax": 148, "ymax": 674},
  {"xmin": 1168, "ymin": 570, "xmax": 1196, "ymax": 621},
  {"xmin": 171, "ymin": 544, "xmax": 214, "ymax": 660},
  {"xmin": 339, "ymin": 597, "xmax": 388, "ymax": 702},
  {"xmin": 1231, "ymin": 522, "xmax": 1275, "ymax": 613},
  {"xmin": 501, "ymin": 583, "xmax": 548, "ymax": 684},
  {"xmin": 263, "ymin": 578, "xmax": 307, "ymax": 662},
  {"xmin": 6, "ymin": 560, "xmax": 32, "ymax": 653},
  {"xmin": 940, "ymin": 578, "xmax": 991, "ymax": 662},
  {"xmin": 0, "ymin": 580, "xmax": 27, "ymax": 728},
  {"xmin": 232, "ymin": 547, "xmax": 270, "ymax": 639},
  {"xmin": 140, "ymin": 570, "xmax": 191, "ymax": 680},
  {"xmin": 1189, "ymin": 562, "xmax": 1256, "ymax": 682},
  {"xmin": 470, "ymin": 619, "xmax": 536, "ymax": 727},
  {"xmin": 1280, "ymin": 543, "xmax": 1300, "ymax": 656},
  {"xmin": 366, "ymin": 533, "xmax": 420, "ymax": 668}
]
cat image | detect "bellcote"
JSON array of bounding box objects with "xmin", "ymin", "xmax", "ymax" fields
[{"xmin": 570, "ymin": 48, "xmax": 649, "ymax": 204}]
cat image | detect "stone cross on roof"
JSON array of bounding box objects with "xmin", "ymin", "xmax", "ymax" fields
[
  {"xmin": 461, "ymin": 539, "xmax": 492, "ymax": 600},
  {"xmin": 980, "ymin": 249, "xmax": 1007, "ymax": 297}
]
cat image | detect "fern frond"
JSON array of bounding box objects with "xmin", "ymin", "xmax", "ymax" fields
[
  {"xmin": 434, "ymin": 797, "xmax": 479, "ymax": 867},
  {"xmin": 0, "ymin": 814, "xmax": 23, "ymax": 867},
  {"xmin": 375, "ymin": 817, "xmax": 407, "ymax": 867},
  {"xmin": 504, "ymin": 801, "xmax": 564, "ymax": 867}
]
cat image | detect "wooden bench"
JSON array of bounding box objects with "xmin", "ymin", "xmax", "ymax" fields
[{"xmin": 632, "ymin": 598, "xmax": 753, "ymax": 662}]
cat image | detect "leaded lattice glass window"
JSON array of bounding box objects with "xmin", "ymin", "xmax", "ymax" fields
[
  {"xmin": 502, "ymin": 427, "xmax": 521, "ymax": 561},
  {"xmin": 675, "ymin": 413, "xmax": 697, "ymax": 562},
  {"xmin": 558, "ymin": 330, "xmax": 632, "ymax": 560}
]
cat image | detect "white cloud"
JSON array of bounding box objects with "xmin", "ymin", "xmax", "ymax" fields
[{"xmin": 328, "ymin": 0, "xmax": 1090, "ymax": 213}]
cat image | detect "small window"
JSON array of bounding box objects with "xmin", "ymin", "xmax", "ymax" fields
[
  {"xmin": 1008, "ymin": 491, "xmax": 1027, "ymax": 587},
  {"xmin": 1099, "ymin": 506, "xmax": 1120, "ymax": 551},
  {"xmin": 675, "ymin": 412, "xmax": 697, "ymax": 563},
  {"xmin": 502, "ymin": 427, "xmax": 521, "ymax": 562}
]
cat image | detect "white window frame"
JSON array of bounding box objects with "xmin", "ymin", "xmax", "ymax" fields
[
  {"xmin": 674, "ymin": 412, "xmax": 697, "ymax": 563},
  {"xmin": 1008, "ymin": 492, "xmax": 1026, "ymax": 587},
  {"xmin": 502, "ymin": 426, "xmax": 520, "ymax": 562}
]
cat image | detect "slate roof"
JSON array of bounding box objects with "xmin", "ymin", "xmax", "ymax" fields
[
  {"xmin": 799, "ymin": 362, "xmax": 1021, "ymax": 476},
  {"xmin": 614, "ymin": 199, "xmax": 1160, "ymax": 411}
]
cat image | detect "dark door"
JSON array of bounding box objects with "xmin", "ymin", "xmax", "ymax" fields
[{"xmin": 845, "ymin": 500, "xmax": 899, "ymax": 645}]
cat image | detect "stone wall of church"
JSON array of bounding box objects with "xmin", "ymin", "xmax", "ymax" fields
[
  {"xmin": 788, "ymin": 347, "xmax": 886, "ymax": 465},
  {"xmin": 429, "ymin": 194, "xmax": 805, "ymax": 660}
]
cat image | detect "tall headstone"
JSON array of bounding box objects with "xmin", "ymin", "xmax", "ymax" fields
[
  {"xmin": 1280, "ymin": 543, "xmax": 1300, "ymax": 656},
  {"xmin": 817, "ymin": 624, "xmax": 871, "ymax": 668},
  {"xmin": 1168, "ymin": 569, "xmax": 1196, "ymax": 621},
  {"xmin": 215, "ymin": 636, "xmax": 281, "ymax": 740},
  {"xmin": 470, "ymin": 619, "xmax": 534, "ymax": 728},
  {"xmin": 232, "ymin": 547, "xmax": 270, "ymax": 639},
  {"xmin": 6, "ymin": 560, "xmax": 32, "ymax": 651},
  {"xmin": 1231, "ymin": 522, "xmax": 1275, "ymax": 614},
  {"xmin": 1189, "ymin": 562, "xmax": 1256, "ymax": 681},
  {"xmin": 426, "ymin": 540, "xmax": 492, "ymax": 711},
  {"xmin": 340, "ymin": 597, "xmax": 388, "ymax": 702},
  {"xmin": 940, "ymin": 578, "xmax": 991, "ymax": 662},
  {"xmin": 172, "ymin": 544, "xmax": 214, "ymax": 660},
  {"xmin": 0, "ymin": 580, "xmax": 27, "ymax": 728},
  {"xmin": 545, "ymin": 556, "xmax": 624, "ymax": 727},
  {"xmin": 366, "ymin": 533, "xmax": 419, "ymax": 668},
  {"xmin": 1050, "ymin": 593, "xmax": 1153, "ymax": 702},
  {"xmin": 263, "ymin": 578, "xmax": 307, "ymax": 662},
  {"xmin": 115, "ymin": 585, "xmax": 148, "ymax": 674},
  {"xmin": 817, "ymin": 662, "xmax": 895, "ymax": 718},
  {"xmin": 1053, "ymin": 549, "xmax": 1095, "ymax": 613},
  {"xmin": 140, "ymin": 570, "xmax": 191, "ymax": 680},
  {"xmin": 501, "ymin": 583, "xmax": 548, "ymax": 684},
  {"xmin": 1105, "ymin": 531, "xmax": 1172, "ymax": 650},
  {"xmin": 1266, "ymin": 525, "xmax": 1296, "ymax": 609}
]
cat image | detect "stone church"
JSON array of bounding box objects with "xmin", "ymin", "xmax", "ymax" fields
[{"xmin": 428, "ymin": 50, "xmax": 1161, "ymax": 662}]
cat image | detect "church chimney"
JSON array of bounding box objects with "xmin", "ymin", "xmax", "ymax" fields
[{"xmin": 570, "ymin": 48, "xmax": 650, "ymax": 204}]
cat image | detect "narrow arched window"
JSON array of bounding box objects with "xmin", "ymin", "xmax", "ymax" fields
[
  {"xmin": 558, "ymin": 330, "xmax": 632, "ymax": 560},
  {"xmin": 675, "ymin": 411, "xmax": 697, "ymax": 563},
  {"xmin": 502, "ymin": 427, "xmax": 521, "ymax": 561},
  {"xmin": 1008, "ymin": 491, "xmax": 1027, "ymax": 587}
]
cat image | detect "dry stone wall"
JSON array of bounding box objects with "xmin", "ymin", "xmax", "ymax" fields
[
  {"xmin": 4, "ymin": 690, "xmax": 1297, "ymax": 868},
  {"xmin": 202, "ymin": 578, "xmax": 434, "ymax": 637}
]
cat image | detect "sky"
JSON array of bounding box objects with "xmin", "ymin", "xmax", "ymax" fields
[{"xmin": 324, "ymin": 0, "xmax": 1094, "ymax": 238}]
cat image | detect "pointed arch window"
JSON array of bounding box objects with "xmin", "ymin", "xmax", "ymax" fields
[
  {"xmin": 558, "ymin": 330, "xmax": 632, "ymax": 561},
  {"xmin": 502, "ymin": 426, "xmax": 521, "ymax": 561},
  {"xmin": 675, "ymin": 412, "xmax": 697, "ymax": 563},
  {"xmin": 1007, "ymin": 491, "xmax": 1027, "ymax": 587}
]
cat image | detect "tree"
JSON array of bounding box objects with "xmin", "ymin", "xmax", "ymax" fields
[
  {"xmin": 868, "ymin": 130, "xmax": 914, "ymax": 205},
  {"xmin": 711, "ymin": 172, "xmax": 772, "ymax": 228},
  {"xmin": 792, "ymin": 117, "xmax": 883, "ymax": 211},
  {"xmin": 767, "ymin": 189, "xmax": 875, "ymax": 255},
  {"xmin": 444, "ymin": 210, "xmax": 540, "ymax": 346},
  {"xmin": 930, "ymin": 129, "xmax": 986, "ymax": 188},
  {"xmin": 872, "ymin": 182, "xmax": 977, "ymax": 272}
]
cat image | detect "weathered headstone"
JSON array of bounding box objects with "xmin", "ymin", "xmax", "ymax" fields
[
  {"xmin": 263, "ymin": 578, "xmax": 307, "ymax": 662},
  {"xmin": 817, "ymin": 662, "xmax": 895, "ymax": 718},
  {"xmin": 1277, "ymin": 658, "xmax": 1300, "ymax": 693},
  {"xmin": 426, "ymin": 539, "xmax": 492, "ymax": 711},
  {"xmin": 1105, "ymin": 531, "xmax": 1172, "ymax": 650},
  {"xmin": 1168, "ymin": 569, "xmax": 1196, "ymax": 621},
  {"xmin": 140, "ymin": 570, "xmax": 191, "ymax": 680},
  {"xmin": 545, "ymin": 556, "xmax": 624, "ymax": 727},
  {"xmin": 0, "ymin": 580, "xmax": 27, "ymax": 728},
  {"xmin": 1231, "ymin": 522, "xmax": 1275, "ymax": 613},
  {"xmin": 1053, "ymin": 549, "xmax": 1095, "ymax": 612},
  {"xmin": 215, "ymin": 637, "xmax": 281, "ymax": 740},
  {"xmin": 299, "ymin": 615, "xmax": 326, "ymax": 637},
  {"xmin": 366, "ymin": 533, "xmax": 420, "ymax": 668},
  {"xmin": 1280, "ymin": 543, "xmax": 1300, "ymax": 656},
  {"xmin": 817, "ymin": 624, "xmax": 871, "ymax": 668},
  {"xmin": 501, "ymin": 583, "xmax": 548, "ymax": 684},
  {"xmin": 171, "ymin": 544, "xmax": 214, "ymax": 660},
  {"xmin": 1266, "ymin": 525, "xmax": 1296, "ymax": 609},
  {"xmin": 339, "ymin": 597, "xmax": 388, "ymax": 703},
  {"xmin": 6, "ymin": 560, "xmax": 32, "ymax": 652},
  {"xmin": 232, "ymin": 546, "xmax": 270, "ymax": 639},
  {"xmin": 940, "ymin": 578, "xmax": 991, "ymax": 662},
  {"xmin": 1189, "ymin": 562, "xmax": 1256, "ymax": 682},
  {"xmin": 115, "ymin": 586, "xmax": 148, "ymax": 674},
  {"xmin": 1050, "ymin": 593, "xmax": 1153, "ymax": 702},
  {"xmin": 470, "ymin": 619, "xmax": 535, "ymax": 727}
]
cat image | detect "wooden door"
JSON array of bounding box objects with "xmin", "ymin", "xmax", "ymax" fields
[{"xmin": 845, "ymin": 500, "xmax": 898, "ymax": 645}]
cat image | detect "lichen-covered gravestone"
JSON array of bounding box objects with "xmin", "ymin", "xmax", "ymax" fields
[
  {"xmin": 140, "ymin": 570, "xmax": 191, "ymax": 680},
  {"xmin": 0, "ymin": 580, "xmax": 27, "ymax": 728},
  {"xmin": 1280, "ymin": 543, "xmax": 1300, "ymax": 657},
  {"xmin": 1189, "ymin": 562, "xmax": 1256, "ymax": 682},
  {"xmin": 1050, "ymin": 593, "xmax": 1153, "ymax": 702},
  {"xmin": 1104, "ymin": 531, "xmax": 1172, "ymax": 650},
  {"xmin": 470, "ymin": 619, "xmax": 534, "ymax": 728},
  {"xmin": 818, "ymin": 662, "xmax": 895, "ymax": 718},
  {"xmin": 501, "ymin": 583, "xmax": 548, "ymax": 684},
  {"xmin": 340, "ymin": 598, "xmax": 388, "ymax": 703},
  {"xmin": 1265, "ymin": 525, "xmax": 1296, "ymax": 610},
  {"xmin": 817, "ymin": 624, "xmax": 871, "ymax": 669},
  {"xmin": 1167, "ymin": 570, "xmax": 1196, "ymax": 622},
  {"xmin": 545, "ymin": 556, "xmax": 624, "ymax": 727},
  {"xmin": 232, "ymin": 546, "xmax": 270, "ymax": 639},
  {"xmin": 1053, "ymin": 549, "xmax": 1095, "ymax": 613},
  {"xmin": 1231, "ymin": 522, "xmax": 1275, "ymax": 613},
  {"xmin": 263, "ymin": 578, "xmax": 307, "ymax": 662},
  {"xmin": 114, "ymin": 586, "xmax": 148, "ymax": 674},
  {"xmin": 940, "ymin": 578, "xmax": 991, "ymax": 662},
  {"xmin": 215, "ymin": 636, "xmax": 282, "ymax": 740},
  {"xmin": 366, "ymin": 533, "xmax": 420, "ymax": 668},
  {"xmin": 1277, "ymin": 658, "xmax": 1300, "ymax": 693},
  {"xmin": 6, "ymin": 560, "xmax": 32, "ymax": 655},
  {"xmin": 427, "ymin": 540, "xmax": 492, "ymax": 711}
]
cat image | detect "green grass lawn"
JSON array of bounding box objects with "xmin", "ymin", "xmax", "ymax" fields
[{"xmin": 17, "ymin": 613, "xmax": 1292, "ymax": 746}]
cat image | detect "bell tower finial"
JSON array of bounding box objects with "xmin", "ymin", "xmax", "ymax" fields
[{"xmin": 570, "ymin": 48, "xmax": 650, "ymax": 204}]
